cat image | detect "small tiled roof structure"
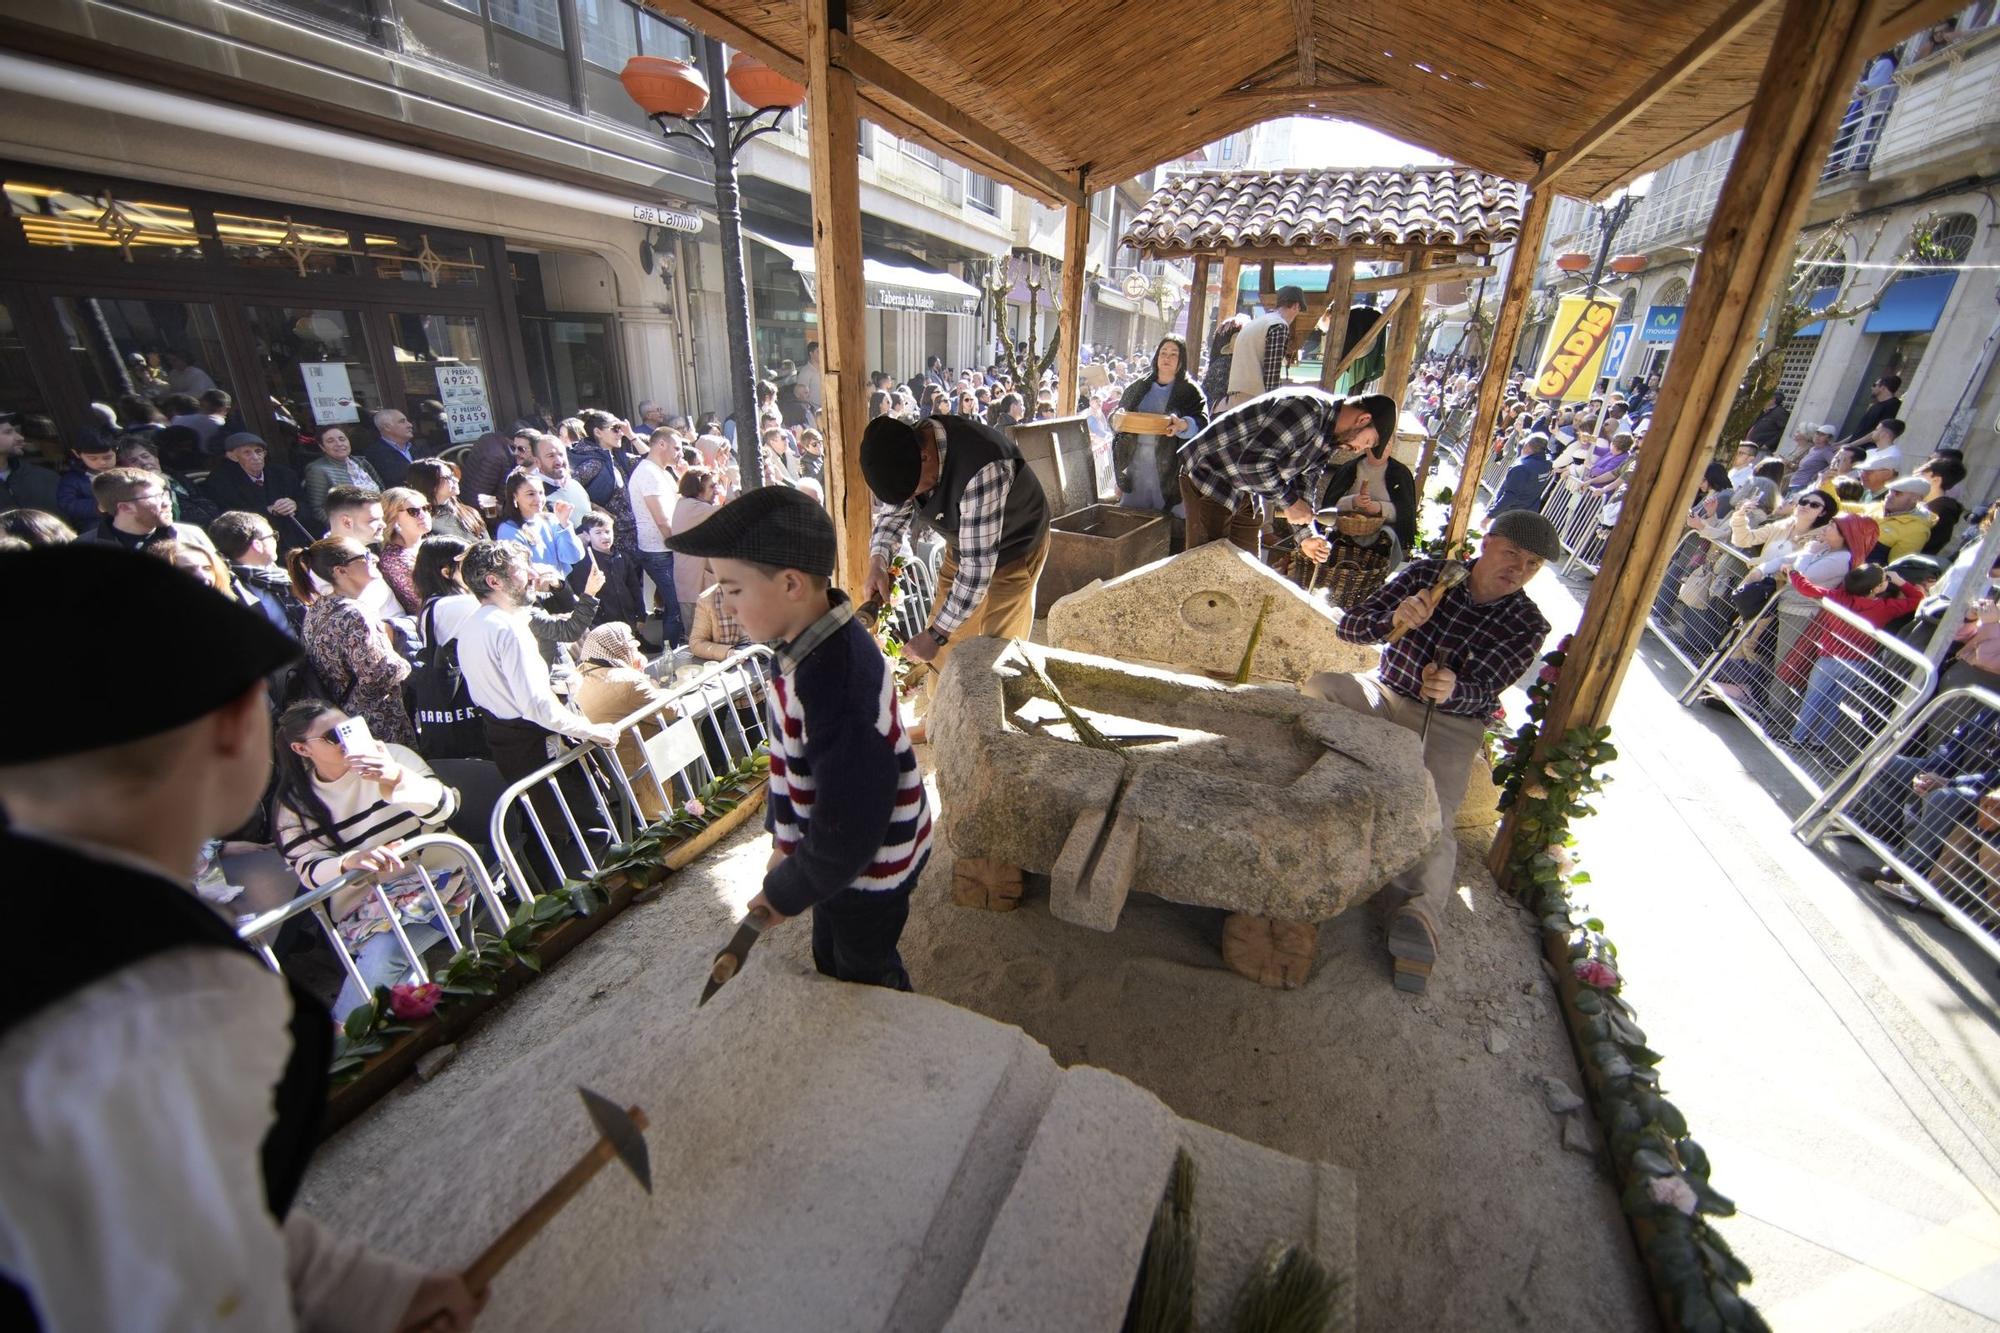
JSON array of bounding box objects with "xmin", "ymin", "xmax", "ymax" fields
[{"xmin": 1122, "ymin": 167, "xmax": 1528, "ymax": 259}]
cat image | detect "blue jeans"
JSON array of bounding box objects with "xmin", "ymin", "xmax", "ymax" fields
[
  {"xmin": 1792, "ymin": 658, "xmax": 1871, "ymax": 746},
  {"xmin": 334, "ymin": 919, "xmax": 446, "ymax": 1020},
  {"xmin": 635, "ymin": 549, "xmax": 687, "ymax": 645},
  {"xmin": 1858, "ymin": 755, "xmax": 1985, "ymax": 876}
]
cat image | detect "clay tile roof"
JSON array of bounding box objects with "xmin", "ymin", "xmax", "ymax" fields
[{"xmin": 1121, "ymin": 168, "xmax": 1527, "ymax": 257}]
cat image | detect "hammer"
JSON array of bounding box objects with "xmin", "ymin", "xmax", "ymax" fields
[
  {"xmin": 1384, "ymin": 560, "xmax": 1468, "ymax": 645},
  {"xmin": 461, "ymin": 1086, "xmax": 652, "ymax": 1293}
]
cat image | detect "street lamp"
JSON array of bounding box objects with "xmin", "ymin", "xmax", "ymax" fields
[
  {"xmin": 624, "ymin": 45, "xmax": 806, "ymax": 489},
  {"xmin": 1584, "ymin": 171, "xmax": 1655, "ymax": 297}
]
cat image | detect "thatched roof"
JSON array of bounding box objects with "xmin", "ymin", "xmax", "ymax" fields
[
  {"xmin": 646, "ymin": 0, "xmax": 1952, "ymax": 205},
  {"xmin": 1122, "ymin": 168, "xmax": 1526, "ymax": 259}
]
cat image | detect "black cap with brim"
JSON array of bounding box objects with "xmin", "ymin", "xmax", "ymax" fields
[
  {"xmin": 0, "ymin": 546, "xmax": 300, "ymax": 765},
  {"xmin": 1351, "ymin": 393, "xmax": 1398, "ymax": 447},
  {"xmin": 663, "ymin": 485, "xmax": 836, "ymax": 578}
]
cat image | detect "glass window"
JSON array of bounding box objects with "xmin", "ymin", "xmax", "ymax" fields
[
  {"xmin": 521, "ymin": 315, "xmax": 619, "ymax": 420},
  {"xmin": 7, "ymin": 182, "xmax": 204, "ymax": 262},
  {"xmin": 902, "ymin": 140, "xmax": 942, "ymax": 170},
  {"xmin": 214, "ymin": 212, "xmax": 359, "ymax": 277},
  {"xmin": 390, "ymin": 312, "xmax": 494, "ymax": 453},
  {"xmin": 262, "ymin": 0, "xmax": 374, "ymax": 37},
  {"xmin": 0, "ymin": 297, "xmax": 55, "ymax": 440},
  {"xmin": 399, "ymin": 0, "xmax": 489, "ymax": 72},
  {"xmin": 244, "ymin": 307, "xmax": 383, "ymax": 454},
  {"xmin": 639, "ymin": 11, "xmax": 693, "ymax": 60},
  {"xmin": 52, "ymin": 297, "xmax": 233, "ymax": 429},
  {"xmin": 362, "ymin": 231, "xmax": 485, "ymax": 287},
  {"xmin": 490, "ymin": 0, "xmax": 563, "ymax": 47},
  {"xmin": 967, "ymin": 172, "xmax": 999, "ymax": 215},
  {"xmin": 578, "ymin": 0, "xmax": 638, "ymax": 69}
]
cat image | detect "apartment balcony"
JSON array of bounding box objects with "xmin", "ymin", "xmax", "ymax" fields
[{"xmin": 1840, "ymin": 27, "xmax": 2000, "ymax": 184}]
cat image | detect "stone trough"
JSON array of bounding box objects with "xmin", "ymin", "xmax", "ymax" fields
[{"xmin": 929, "ymin": 638, "xmax": 1438, "ymax": 961}]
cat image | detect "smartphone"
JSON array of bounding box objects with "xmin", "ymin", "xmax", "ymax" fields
[{"xmin": 330, "ymin": 716, "xmax": 374, "ymax": 754}]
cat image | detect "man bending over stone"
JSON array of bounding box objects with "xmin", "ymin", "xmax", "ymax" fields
[{"xmin": 1305, "ymin": 509, "xmax": 1557, "ymax": 994}]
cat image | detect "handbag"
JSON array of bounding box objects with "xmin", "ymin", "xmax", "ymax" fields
[{"xmin": 1728, "ymin": 575, "xmax": 1778, "ymax": 619}]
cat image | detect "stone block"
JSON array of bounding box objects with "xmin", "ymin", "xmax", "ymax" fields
[
  {"xmin": 1045, "ymin": 541, "xmax": 1378, "ymax": 686},
  {"xmin": 930, "ymin": 638, "xmax": 1438, "ymax": 927}
]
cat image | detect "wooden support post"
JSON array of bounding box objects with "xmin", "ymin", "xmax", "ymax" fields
[
  {"xmin": 1217, "ymin": 256, "xmax": 1243, "ymax": 325},
  {"xmin": 1379, "ymin": 250, "xmax": 1427, "ymax": 400},
  {"xmin": 1495, "ymin": 0, "xmax": 1878, "ymax": 875},
  {"xmin": 1259, "ymin": 259, "xmax": 1278, "ymax": 303},
  {"xmin": 1326, "ymin": 287, "xmax": 1405, "ymax": 386},
  {"xmin": 1184, "ymin": 255, "xmax": 1211, "ymax": 353},
  {"xmin": 1319, "ymin": 252, "xmax": 1355, "ymax": 390},
  {"xmin": 1445, "ymin": 185, "xmax": 1554, "ymax": 548},
  {"xmin": 805, "ymin": 0, "xmax": 870, "ymax": 594},
  {"xmin": 1056, "ymin": 176, "xmax": 1090, "ymax": 419}
]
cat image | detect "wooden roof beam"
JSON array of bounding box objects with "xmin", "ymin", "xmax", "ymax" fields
[
  {"xmin": 1352, "ymin": 261, "xmax": 1496, "ymax": 292},
  {"xmin": 1290, "ymin": 0, "xmax": 1316, "ymax": 85},
  {"xmin": 1535, "ymin": 0, "xmax": 1775, "ymax": 191}
]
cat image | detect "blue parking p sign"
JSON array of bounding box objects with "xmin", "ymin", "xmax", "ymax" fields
[{"xmin": 1601, "ymin": 323, "xmax": 1635, "ymax": 380}]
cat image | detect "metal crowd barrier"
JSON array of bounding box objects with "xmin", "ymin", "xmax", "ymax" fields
[
  {"xmin": 887, "ymin": 545, "xmax": 940, "ymax": 646},
  {"xmin": 1648, "ymin": 529, "xmax": 1762, "ymax": 674},
  {"xmin": 1676, "ymin": 576, "xmax": 1938, "ymax": 799},
  {"xmin": 1793, "ymin": 686, "xmax": 2000, "ymax": 966},
  {"xmin": 488, "ymin": 644, "xmax": 774, "ymax": 898},
  {"xmin": 1539, "ymin": 475, "xmax": 1616, "ymax": 574},
  {"xmin": 234, "ymin": 831, "xmax": 509, "ymax": 1003}
]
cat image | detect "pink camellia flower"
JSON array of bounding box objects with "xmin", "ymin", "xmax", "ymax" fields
[
  {"xmin": 1647, "ymin": 1175, "xmax": 1699, "ymax": 1215},
  {"xmin": 1574, "ymin": 959, "xmax": 1619, "ymax": 990},
  {"xmin": 1538, "ymin": 665, "xmax": 1561, "ymax": 684},
  {"xmin": 388, "ymin": 981, "xmax": 443, "ymax": 1021},
  {"xmin": 684, "ymin": 797, "xmax": 707, "ymax": 819}
]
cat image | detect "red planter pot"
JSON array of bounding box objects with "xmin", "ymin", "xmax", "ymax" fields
[
  {"xmin": 620, "ymin": 55, "xmax": 709, "ymax": 118},
  {"xmin": 727, "ymin": 53, "xmax": 807, "ymax": 109}
]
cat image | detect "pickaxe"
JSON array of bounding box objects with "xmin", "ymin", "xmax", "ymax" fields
[
  {"xmin": 461, "ymin": 1086, "xmax": 652, "ymax": 1292},
  {"xmin": 1383, "ymin": 560, "xmax": 1469, "ymax": 645}
]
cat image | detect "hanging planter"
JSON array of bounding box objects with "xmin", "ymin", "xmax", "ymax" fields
[
  {"xmin": 1554, "ymin": 252, "xmax": 1592, "ymax": 273},
  {"xmin": 1608, "ymin": 254, "xmax": 1648, "ymax": 274},
  {"xmin": 727, "ymin": 53, "xmax": 808, "ymax": 109},
  {"xmin": 620, "ymin": 55, "xmax": 710, "ymax": 119}
]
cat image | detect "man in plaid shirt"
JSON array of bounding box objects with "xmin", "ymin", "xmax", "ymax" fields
[
  {"xmin": 1306, "ymin": 508, "xmax": 1559, "ymax": 994},
  {"xmin": 1179, "ymin": 387, "xmax": 1398, "ymax": 558}
]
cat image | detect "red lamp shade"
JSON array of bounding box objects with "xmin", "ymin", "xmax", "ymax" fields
[
  {"xmin": 621, "ymin": 56, "xmax": 709, "ymax": 118},
  {"xmin": 1553, "ymin": 252, "xmax": 1592, "ymax": 273},
  {"xmin": 1607, "ymin": 254, "xmax": 1647, "ymax": 274},
  {"xmin": 727, "ymin": 53, "xmax": 807, "ymax": 109}
]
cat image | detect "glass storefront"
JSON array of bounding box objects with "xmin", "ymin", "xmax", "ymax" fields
[
  {"xmin": 51, "ymin": 297, "xmax": 232, "ymax": 417},
  {"xmin": 521, "ymin": 314, "xmax": 619, "ymax": 419},
  {"xmin": 245, "ymin": 306, "xmax": 382, "ymax": 452},
  {"xmin": 390, "ymin": 311, "xmax": 496, "ymax": 453}
]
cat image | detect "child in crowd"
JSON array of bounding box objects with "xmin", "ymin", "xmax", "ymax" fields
[
  {"xmin": 664, "ymin": 486, "xmax": 930, "ymax": 989},
  {"xmin": 569, "ymin": 508, "xmax": 645, "ymax": 631}
]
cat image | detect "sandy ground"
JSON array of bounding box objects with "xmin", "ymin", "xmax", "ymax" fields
[{"xmin": 305, "ymin": 768, "xmax": 1654, "ymax": 1330}]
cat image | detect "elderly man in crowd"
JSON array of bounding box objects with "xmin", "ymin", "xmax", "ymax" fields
[
  {"xmin": 1177, "ymin": 387, "xmax": 1397, "ymax": 559},
  {"xmin": 365, "ymin": 407, "xmax": 422, "ymax": 487},
  {"xmin": 1305, "ymin": 509, "xmax": 1558, "ymax": 993},
  {"xmin": 202, "ymin": 432, "xmax": 309, "ymax": 550},
  {"xmin": 1857, "ymin": 449, "xmax": 1902, "ymax": 504},
  {"xmin": 1870, "ymin": 477, "xmax": 1936, "ymax": 561}
]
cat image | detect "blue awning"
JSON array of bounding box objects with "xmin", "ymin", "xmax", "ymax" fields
[
  {"xmin": 1863, "ymin": 271, "xmax": 1957, "ymax": 334},
  {"xmin": 1795, "ymin": 285, "xmax": 1841, "ymax": 337}
]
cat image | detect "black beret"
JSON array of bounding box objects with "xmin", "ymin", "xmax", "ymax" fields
[
  {"xmin": 663, "ymin": 485, "xmax": 835, "ymax": 578},
  {"xmin": 0, "ymin": 545, "xmax": 299, "ymax": 764},
  {"xmin": 859, "ymin": 415, "xmax": 923, "ymax": 504}
]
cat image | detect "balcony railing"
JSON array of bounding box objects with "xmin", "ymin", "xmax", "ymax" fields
[{"xmin": 1823, "ymin": 82, "xmax": 1899, "ymax": 182}]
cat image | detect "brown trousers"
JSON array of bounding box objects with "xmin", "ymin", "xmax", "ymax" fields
[
  {"xmin": 927, "ymin": 534, "xmax": 1052, "ymax": 686},
  {"xmin": 1178, "ymin": 474, "xmax": 1264, "ymax": 556}
]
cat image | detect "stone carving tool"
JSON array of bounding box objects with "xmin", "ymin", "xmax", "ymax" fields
[
  {"xmin": 699, "ymin": 903, "xmax": 774, "ymax": 1005},
  {"xmin": 461, "ymin": 1087, "xmax": 651, "ymax": 1292},
  {"xmin": 1383, "ymin": 560, "xmax": 1467, "ymax": 645}
]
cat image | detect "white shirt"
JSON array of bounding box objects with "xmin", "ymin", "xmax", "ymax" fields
[
  {"xmin": 453, "ymin": 601, "xmax": 599, "ymax": 739},
  {"xmin": 0, "ymin": 840, "xmax": 423, "ymax": 1331},
  {"xmin": 794, "ymin": 361, "xmax": 823, "ymax": 412},
  {"xmin": 628, "ymin": 458, "xmax": 676, "ymax": 552}
]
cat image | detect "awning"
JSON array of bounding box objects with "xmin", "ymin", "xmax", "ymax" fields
[
  {"xmin": 747, "ymin": 230, "xmax": 980, "ymax": 316},
  {"xmin": 1863, "ymin": 271, "xmax": 1957, "ymax": 334},
  {"xmin": 1795, "ymin": 285, "xmax": 1841, "ymax": 337}
]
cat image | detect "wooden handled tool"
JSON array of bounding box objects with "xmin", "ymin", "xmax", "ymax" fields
[
  {"xmin": 1383, "ymin": 561, "xmax": 1468, "ymax": 645},
  {"xmin": 462, "ymin": 1087, "xmax": 652, "ymax": 1292}
]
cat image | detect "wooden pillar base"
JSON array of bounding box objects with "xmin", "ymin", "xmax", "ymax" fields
[
  {"xmin": 1221, "ymin": 913, "xmax": 1319, "ymax": 989},
  {"xmin": 951, "ymin": 857, "xmax": 1024, "ymax": 912}
]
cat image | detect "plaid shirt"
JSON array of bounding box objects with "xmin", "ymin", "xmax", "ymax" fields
[
  {"xmin": 1181, "ymin": 388, "xmax": 1348, "ymax": 511},
  {"xmin": 1337, "ymin": 558, "xmax": 1551, "ymax": 718},
  {"xmin": 869, "ymin": 429, "xmax": 1011, "ymax": 636},
  {"xmin": 1259, "ymin": 321, "xmax": 1291, "ymax": 392}
]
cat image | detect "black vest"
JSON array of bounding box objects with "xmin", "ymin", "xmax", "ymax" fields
[
  {"xmin": 913, "ymin": 416, "xmax": 1050, "ymax": 566},
  {"xmin": 0, "ymin": 831, "xmax": 330, "ymax": 1327}
]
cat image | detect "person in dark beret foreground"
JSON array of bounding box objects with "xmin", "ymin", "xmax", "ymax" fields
[{"xmin": 0, "ymin": 545, "xmax": 482, "ymax": 1331}]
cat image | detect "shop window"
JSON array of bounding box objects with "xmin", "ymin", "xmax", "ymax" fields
[
  {"xmin": 214, "ymin": 212, "xmax": 360, "ymax": 277},
  {"xmin": 390, "ymin": 312, "xmax": 495, "ymax": 454},
  {"xmin": 7, "ymin": 182, "xmax": 204, "ymax": 262},
  {"xmin": 522, "ymin": 315, "xmax": 620, "ymax": 420},
  {"xmin": 0, "ymin": 296, "xmax": 53, "ymax": 432},
  {"xmin": 52, "ymin": 298, "xmax": 231, "ymax": 419},
  {"xmin": 639, "ymin": 11, "xmax": 693, "ymax": 60},
  {"xmin": 578, "ymin": 0, "xmax": 639, "ymax": 69},
  {"xmin": 245, "ymin": 307, "xmax": 383, "ymax": 453},
  {"xmin": 362, "ymin": 232, "xmax": 485, "ymax": 287}
]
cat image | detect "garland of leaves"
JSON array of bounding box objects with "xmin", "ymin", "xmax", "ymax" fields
[
  {"xmin": 331, "ymin": 746, "xmax": 770, "ymax": 1081},
  {"xmin": 1492, "ymin": 638, "xmax": 1767, "ymax": 1333}
]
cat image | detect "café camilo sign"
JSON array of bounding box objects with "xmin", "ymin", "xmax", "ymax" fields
[{"xmin": 1535, "ymin": 296, "xmax": 1620, "ymax": 403}]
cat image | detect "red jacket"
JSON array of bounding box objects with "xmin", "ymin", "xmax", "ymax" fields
[{"xmin": 1780, "ymin": 568, "xmax": 1923, "ymax": 685}]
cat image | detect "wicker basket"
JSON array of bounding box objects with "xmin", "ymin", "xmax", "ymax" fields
[{"xmin": 1334, "ymin": 511, "xmax": 1386, "ymax": 540}]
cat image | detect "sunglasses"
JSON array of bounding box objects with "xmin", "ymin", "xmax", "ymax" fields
[
  {"xmin": 1798, "ymin": 499, "xmax": 1827, "ymax": 510},
  {"xmin": 336, "ymin": 552, "xmax": 378, "ymax": 569}
]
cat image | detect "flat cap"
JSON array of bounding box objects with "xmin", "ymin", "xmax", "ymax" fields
[
  {"xmin": 1485, "ymin": 509, "xmax": 1563, "ymax": 562},
  {"xmin": 0, "ymin": 545, "xmax": 299, "ymax": 764},
  {"xmin": 663, "ymin": 485, "xmax": 834, "ymax": 578},
  {"xmin": 859, "ymin": 415, "xmax": 923, "ymax": 505}
]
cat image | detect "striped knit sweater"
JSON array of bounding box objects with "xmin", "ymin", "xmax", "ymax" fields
[
  {"xmin": 273, "ymin": 744, "xmax": 460, "ymax": 891},
  {"xmin": 763, "ymin": 615, "xmax": 932, "ymax": 916}
]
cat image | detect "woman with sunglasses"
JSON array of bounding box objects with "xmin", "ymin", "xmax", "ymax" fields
[{"xmin": 287, "ymin": 536, "xmax": 416, "ymax": 745}]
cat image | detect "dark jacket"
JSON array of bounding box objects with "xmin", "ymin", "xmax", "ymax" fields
[
  {"xmin": 1854, "ymin": 395, "xmax": 1902, "ymax": 441},
  {"xmin": 55, "ymin": 461, "xmax": 101, "ymax": 530},
  {"xmin": 1489, "ymin": 452, "xmax": 1555, "ymax": 518},
  {"xmin": 1320, "ymin": 453, "xmax": 1419, "ymax": 552},
  {"xmin": 364, "ymin": 439, "xmax": 417, "ymax": 488},
  {"xmin": 459, "ymin": 433, "xmax": 518, "ymax": 514},
  {"xmin": 912, "ymin": 415, "xmax": 1050, "ymax": 567},
  {"xmin": 233, "ymin": 562, "xmax": 308, "ymax": 635},
  {"xmin": 1111, "ymin": 376, "xmax": 1208, "ymax": 505},
  {"xmin": 0, "ymin": 458, "xmax": 60, "ymax": 516},
  {"xmin": 1745, "ymin": 404, "xmax": 1789, "ymax": 450},
  {"xmin": 568, "ymin": 547, "xmax": 645, "ymax": 629},
  {"xmin": 1200, "ymin": 321, "xmax": 1239, "ymax": 407},
  {"xmin": 201, "ymin": 458, "xmax": 312, "ymax": 550}
]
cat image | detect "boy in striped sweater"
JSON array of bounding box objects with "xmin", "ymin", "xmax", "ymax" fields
[{"xmin": 667, "ymin": 486, "xmax": 932, "ymax": 990}]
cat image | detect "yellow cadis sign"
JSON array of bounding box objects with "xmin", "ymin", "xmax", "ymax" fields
[{"xmin": 1535, "ymin": 297, "xmax": 1620, "ymax": 402}]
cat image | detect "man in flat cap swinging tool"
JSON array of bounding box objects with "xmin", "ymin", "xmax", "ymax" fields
[{"xmin": 0, "ymin": 545, "xmax": 482, "ymax": 1331}]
